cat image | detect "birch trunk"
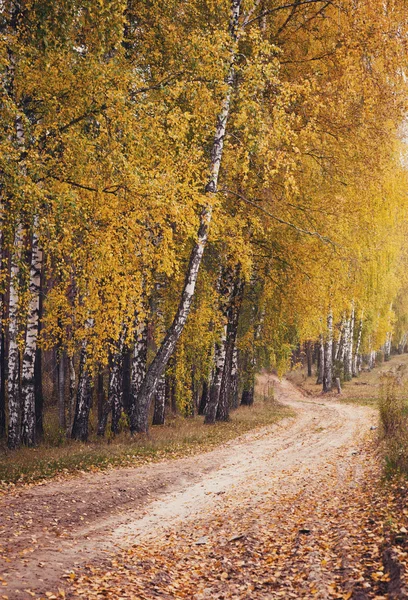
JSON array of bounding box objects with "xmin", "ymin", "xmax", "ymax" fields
[
  {"xmin": 133, "ymin": 0, "xmax": 242, "ymax": 433},
  {"xmin": 198, "ymin": 377, "xmax": 210, "ymax": 415},
  {"xmin": 217, "ymin": 275, "xmax": 244, "ymax": 421},
  {"xmin": 352, "ymin": 312, "xmax": 364, "ymax": 377},
  {"xmin": 0, "ymin": 224, "xmax": 5, "ymax": 438},
  {"xmin": 231, "ymin": 346, "xmax": 239, "ymax": 409},
  {"xmin": 97, "ymin": 367, "xmax": 107, "ymax": 436},
  {"xmin": 71, "ymin": 323, "xmax": 93, "ymax": 441},
  {"xmin": 58, "ymin": 351, "xmax": 66, "ymax": 430},
  {"xmin": 205, "ymin": 326, "xmax": 228, "ymax": 424},
  {"xmin": 109, "ymin": 331, "xmax": 125, "ymax": 434},
  {"xmin": 384, "ymin": 332, "xmax": 392, "ymax": 361},
  {"xmin": 34, "ymin": 300, "xmax": 43, "ymax": 439},
  {"xmin": 334, "ymin": 315, "xmax": 345, "ymax": 361},
  {"xmin": 21, "ymin": 224, "xmax": 43, "ymax": 446},
  {"xmin": 7, "ymin": 224, "xmax": 23, "ymax": 449},
  {"xmin": 152, "ymin": 374, "xmax": 166, "ymax": 425},
  {"xmin": 306, "ymin": 341, "xmax": 313, "ymax": 377},
  {"xmin": 398, "ymin": 332, "xmax": 408, "ymax": 354},
  {"xmin": 323, "ymin": 311, "xmax": 333, "ymax": 393},
  {"xmin": 129, "ymin": 318, "xmax": 148, "ymax": 433},
  {"xmin": 316, "ymin": 334, "xmax": 324, "ymax": 385},
  {"xmin": 68, "ymin": 355, "xmax": 76, "ymax": 434},
  {"xmin": 344, "ymin": 305, "xmax": 354, "ymax": 381}
]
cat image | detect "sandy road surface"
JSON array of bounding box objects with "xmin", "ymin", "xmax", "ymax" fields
[{"xmin": 0, "ymin": 375, "xmax": 376, "ymax": 598}]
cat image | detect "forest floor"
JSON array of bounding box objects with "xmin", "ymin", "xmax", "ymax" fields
[{"xmin": 1, "ymin": 360, "xmax": 408, "ymax": 599}]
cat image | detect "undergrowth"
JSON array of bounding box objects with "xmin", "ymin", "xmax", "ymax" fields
[{"xmin": 379, "ymin": 372, "xmax": 408, "ymax": 477}]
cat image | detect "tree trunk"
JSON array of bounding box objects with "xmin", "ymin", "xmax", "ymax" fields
[
  {"xmin": 334, "ymin": 315, "xmax": 345, "ymax": 361},
  {"xmin": 152, "ymin": 374, "xmax": 166, "ymax": 425},
  {"xmin": 58, "ymin": 350, "xmax": 66, "ymax": 430},
  {"xmin": 205, "ymin": 326, "xmax": 228, "ymax": 424},
  {"xmin": 129, "ymin": 318, "xmax": 148, "ymax": 433},
  {"xmin": 0, "ymin": 324, "xmax": 5, "ymax": 439},
  {"xmin": 231, "ymin": 346, "xmax": 239, "ymax": 409},
  {"xmin": 217, "ymin": 274, "xmax": 244, "ymax": 421},
  {"xmin": 306, "ymin": 341, "xmax": 313, "ymax": 377},
  {"xmin": 21, "ymin": 224, "xmax": 43, "ymax": 446},
  {"xmin": 0, "ymin": 226, "xmax": 5, "ymax": 439},
  {"xmin": 398, "ymin": 332, "xmax": 408, "ymax": 354},
  {"xmin": 68, "ymin": 354, "xmax": 76, "ymax": 435},
  {"xmin": 323, "ymin": 311, "xmax": 333, "ymax": 393},
  {"xmin": 241, "ymin": 385, "xmax": 254, "ymax": 406},
  {"xmin": 7, "ymin": 224, "xmax": 23, "ymax": 449},
  {"xmin": 344, "ymin": 305, "xmax": 354, "ymax": 381},
  {"xmin": 71, "ymin": 342, "xmax": 93, "ymax": 441},
  {"xmin": 384, "ymin": 332, "xmax": 392, "ymax": 361},
  {"xmin": 352, "ymin": 312, "xmax": 364, "ymax": 377},
  {"xmin": 34, "ymin": 330, "xmax": 44, "ymax": 440},
  {"xmin": 198, "ymin": 379, "xmax": 210, "ymax": 415},
  {"xmin": 97, "ymin": 367, "xmax": 108, "ymax": 436},
  {"xmin": 335, "ymin": 377, "xmax": 342, "ymax": 394},
  {"xmin": 132, "ymin": 0, "xmax": 242, "ymax": 433},
  {"xmin": 316, "ymin": 334, "xmax": 324, "ymax": 385},
  {"xmin": 110, "ymin": 332, "xmax": 125, "ymax": 435},
  {"xmin": 122, "ymin": 346, "xmax": 132, "ymax": 415}
]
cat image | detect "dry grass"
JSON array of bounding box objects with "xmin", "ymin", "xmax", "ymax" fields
[
  {"xmin": 286, "ymin": 353, "xmax": 408, "ymax": 406},
  {"xmin": 0, "ymin": 391, "xmax": 293, "ymax": 488},
  {"xmin": 378, "ymin": 372, "xmax": 408, "ymax": 476}
]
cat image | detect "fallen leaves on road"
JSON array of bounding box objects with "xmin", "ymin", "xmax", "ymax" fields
[{"xmin": 68, "ymin": 442, "xmax": 408, "ymax": 599}]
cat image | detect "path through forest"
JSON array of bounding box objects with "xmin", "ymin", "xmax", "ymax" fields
[{"xmin": 1, "ymin": 375, "xmax": 398, "ymax": 599}]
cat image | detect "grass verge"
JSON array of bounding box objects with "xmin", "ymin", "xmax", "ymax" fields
[{"xmin": 0, "ymin": 396, "xmax": 293, "ymax": 489}]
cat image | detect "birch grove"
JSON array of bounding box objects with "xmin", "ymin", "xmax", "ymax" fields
[{"xmin": 1, "ymin": 0, "xmax": 408, "ymax": 446}]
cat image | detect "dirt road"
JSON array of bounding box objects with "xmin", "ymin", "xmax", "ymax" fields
[{"xmin": 0, "ymin": 375, "xmax": 380, "ymax": 598}]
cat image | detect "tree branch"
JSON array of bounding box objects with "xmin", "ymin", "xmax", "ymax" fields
[
  {"xmin": 223, "ymin": 188, "xmax": 337, "ymax": 247},
  {"xmin": 243, "ymin": 0, "xmax": 334, "ymax": 28}
]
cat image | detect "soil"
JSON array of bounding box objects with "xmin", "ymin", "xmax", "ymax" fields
[{"xmin": 0, "ymin": 375, "xmax": 379, "ymax": 598}]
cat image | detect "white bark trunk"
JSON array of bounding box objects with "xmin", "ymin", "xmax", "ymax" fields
[
  {"xmin": 68, "ymin": 354, "xmax": 76, "ymax": 435},
  {"xmin": 7, "ymin": 224, "xmax": 23, "ymax": 449},
  {"xmin": 316, "ymin": 334, "xmax": 324, "ymax": 385},
  {"xmin": 205, "ymin": 324, "xmax": 228, "ymax": 424},
  {"xmin": 352, "ymin": 311, "xmax": 364, "ymax": 377},
  {"xmin": 109, "ymin": 329, "xmax": 125, "ymax": 434},
  {"xmin": 21, "ymin": 220, "xmax": 42, "ymax": 446},
  {"xmin": 323, "ymin": 310, "xmax": 333, "ymax": 393},
  {"xmin": 129, "ymin": 317, "xmax": 148, "ymax": 433}
]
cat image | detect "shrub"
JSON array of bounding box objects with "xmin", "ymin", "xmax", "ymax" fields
[{"xmin": 379, "ymin": 373, "xmax": 408, "ymax": 475}]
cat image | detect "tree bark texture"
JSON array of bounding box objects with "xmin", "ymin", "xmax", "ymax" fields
[
  {"xmin": 58, "ymin": 350, "xmax": 66, "ymax": 430},
  {"xmin": 7, "ymin": 224, "xmax": 23, "ymax": 449},
  {"xmin": 344, "ymin": 305, "xmax": 354, "ymax": 381},
  {"xmin": 352, "ymin": 312, "xmax": 363, "ymax": 377},
  {"xmin": 152, "ymin": 374, "xmax": 166, "ymax": 425},
  {"xmin": 97, "ymin": 367, "xmax": 108, "ymax": 436},
  {"xmin": 323, "ymin": 311, "xmax": 333, "ymax": 393},
  {"xmin": 21, "ymin": 225, "xmax": 43, "ymax": 446},
  {"xmin": 110, "ymin": 331, "xmax": 125, "ymax": 434},
  {"xmin": 205, "ymin": 326, "xmax": 228, "ymax": 424},
  {"xmin": 129, "ymin": 318, "xmax": 148, "ymax": 433},
  {"xmin": 316, "ymin": 334, "xmax": 324, "ymax": 385},
  {"xmin": 71, "ymin": 342, "xmax": 93, "ymax": 441},
  {"xmin": 306, "ymin": 341, "xmax": 313, "ymax": 377},
  {"xmin": 231, "ymin": 346, "xmax": 239, "ymax": 409},
  {"xmin": 217, "ymin": 274, "xmax": 244, "ymax": 421}
]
